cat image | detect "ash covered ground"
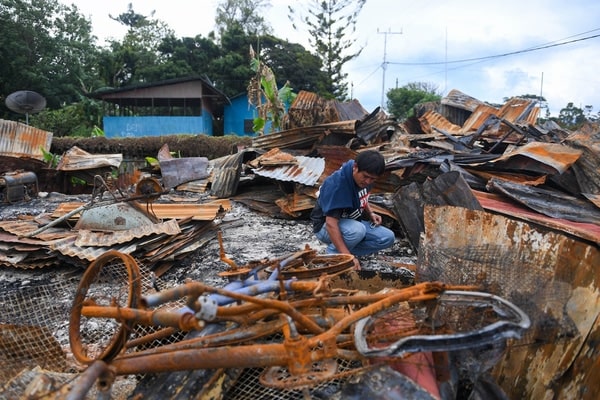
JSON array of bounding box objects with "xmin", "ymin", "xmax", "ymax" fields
[
  {"xmin": 0, "ymin": 191, "xmax": 417, "ymax": 399},
  {"xmin": 0, "ymin": 190, "xmax": 417, "ymax": 288}
]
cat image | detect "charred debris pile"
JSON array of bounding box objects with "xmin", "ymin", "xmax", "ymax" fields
[{"xmin": 0, "ymin": 88, "xmax": 599, "ymax": 273}]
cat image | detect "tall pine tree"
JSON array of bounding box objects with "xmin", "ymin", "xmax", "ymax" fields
[{"xmin": 288, "ymin": 0, "xmax": 365, "ymax": 100}]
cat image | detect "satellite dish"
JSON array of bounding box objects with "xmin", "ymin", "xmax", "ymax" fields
[{"xmin": 5, "ymin": 90, "xmax": 47, "ymax": 124}]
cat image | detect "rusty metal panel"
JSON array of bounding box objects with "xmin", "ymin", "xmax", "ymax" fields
[
  {"xmin": 460, "ymin": 103, "xmax": 500, "ymax": 133},
  {"xmin": 0, "ymin": 220, "xmax": 77, "ymax": 242},
  {"xmin": 418, "ymin": 110, "xmax": 463, "ymax": 135},
  {"xmin": 314, "ymin": 145, "xmax": 356, "ymax": 179},
  {"xmin": 251, "ymin": 120, "xmax": 357, "ymax": 151},
  {"xmin": 491, "ymin": 141, "xmax": 582, "ymax": 174},
  {"xmin": 564, "ymin": 127, "xmax": 600, "ymax": 194},
  {"xmin": 440, "ymin": 89, "xmax": 486, "ymax": 112},
  {"xmin": 332, "ymin": 99, "xmax": 368, "ymax": 121},
  {"xmin": 56, "ymin": 146, "xmax": 122, "ymax": 171},
  {"xmin": 497, "ymin": 97, "xmax": 540, "ymax": 124},
  {"xmin": 474, "ymin": 190, "xmax": 600, "ymax": 244},
  {"xmin": 75, "ymin": 219, "xmax": 182, "ymax": 247},
  {"xmin": 51, "ymin": 201, "xmax": 224, "ymax": 221},
  {"xmin": 275, "ymin": 193, "xmax": 316, "ymax": 217},
  {"xmin": 0, "ymin": 119, "xmax": 53, "ymax": 161},
  {"xmin": 253, "ymin": 155, "xmax": 325, "ymax": 186},
  {"xmin": 49, "ymin": 235, "xmax": 138, "ymax": 262},
  {"xmin": 417, "ymin": 205, "xmax": 600, "ymax": 400},
  {"xmin": 160, "ymin": 157, "xmax": 210, "ymax": 189},
  {"xmin": 209, "ymin": 152, "xmax": 244, "ymax": 198},
  {"xmin": 74, "ymin": 202, "xmax": 155, "ymax": 231}
]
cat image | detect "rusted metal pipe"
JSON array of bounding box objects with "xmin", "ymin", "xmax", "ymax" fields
[{"xmin": 65, "ymin": 360, "xmax": 111, "ymax": 400}]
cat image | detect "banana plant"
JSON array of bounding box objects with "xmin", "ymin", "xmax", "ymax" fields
[{"xmin": 248, "ymin": 45, "xmax": 296, "ymax": 135}]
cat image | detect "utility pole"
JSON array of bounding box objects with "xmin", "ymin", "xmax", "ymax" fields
[{"xmin": 378, "ymin": 28, "xmax": 402, "ymax": 109}]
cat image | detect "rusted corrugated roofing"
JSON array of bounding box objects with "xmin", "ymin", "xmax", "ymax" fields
[
  {"xmin": 0, "ymin": 220, "xmax": 77, "ymax": 242},
  {"xmin": 253, "ymin": 155, "xmax": 325, "ymax": 186},
  {"xmin": 0, "ymin": 119, "xmax": 52, "ymax": 161},
  {"xmin": 56, "ymin": 146, "xmax": 122, "ymax": 171},
  {"xmin": 331, "ymin": 99, "xmax": 369, "ymax": 121},
  {"xmin": 275, "ymin": 192, "xmax": 316, "ymax": 217},
  {"xmin": 74, "ymin": 219, "xmax": 182, "ymax": 247},
  {"xmin": 209, "ymin": 152, "xmax": 244, "ymax": 198},
  {"xmin": 497, "ymin": 97, "xmax": 540, "ymax": 125},
  {"xmin": 460, "ymin": 104, "xmax": 500, "ymax": 133},
  {"xmin": 418, "ymin": 110, "xmax": 463, "ymax": 134},
  {"xmin": 51, "ymin": 201, "xmax": 225, "ymax": 221},
  {"xmin": 440, "ymin": 89, "xmax": 486, "ymax": 112},
  {"xmin": 49, "ymin": 236, "xmax": 139, "ymax": 262},
  {"xmin": 314, "ymin": 146, "xmax": 356, "ymax": 181},
  {"xmin": 252, "ymin": 120, "xmax": 358, "ymax": 151},
  {"xmin": 490, "ymin": 141, "xmax": 582, "ymax": 174}
]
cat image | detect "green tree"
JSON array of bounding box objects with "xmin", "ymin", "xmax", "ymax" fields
[
  {"xmin": 209, "ymin": 24, "xmax": 255, "ymax": 97},
  {"xmin": 386, "ymin": 82, "xmax": 442, "ymax": 120},
  {"xmin": 256, "ymin": 35, "xmax": 326, "ymax": 94},
  {"xmin": 104, "ymin": 3, "xmax": 176, "ymax": 86},
  {"xmin": 0, "ymin": 0, "xmax": 100, "ymax": 116},
  {"xmin": 288, "ymin": 0, "xmax": 366, "ymax": 100},
  {"xmin": 557, "ymin": 102, "xmax": 587, "ymax": 130},
  {"xmin": 215, "ymin": 0, "xmax": 272, "ymax": 37},
  {"xmin": 30, "ymin": 97, "xmax": 103, "ymax": 137}
]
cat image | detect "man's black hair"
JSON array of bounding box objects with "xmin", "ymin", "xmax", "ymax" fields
[{"xmin": 355, "ymin": 150, "xmax": 385, "ymax": 176}]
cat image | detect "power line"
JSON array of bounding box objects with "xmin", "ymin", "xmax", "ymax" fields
[{"xmin": 388, "ymin": 32, "xmax": 600, "ymax": 66}]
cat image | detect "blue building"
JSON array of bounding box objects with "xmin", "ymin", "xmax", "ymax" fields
[
  {"xmin": 89, "ymin": 76, "xmax": 230, "ymax": 138},
  {"xmin": 223, "ymin": 93, "xmax": 258, "ymax": 136}
]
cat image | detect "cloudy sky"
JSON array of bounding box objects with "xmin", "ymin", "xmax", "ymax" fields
[{"xmin": 65, "ymin": 0, "xmax": 600, "ymax": 117}]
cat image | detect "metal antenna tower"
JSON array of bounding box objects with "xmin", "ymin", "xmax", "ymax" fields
[{"xmin": 378, "ymin": 27, "xmax": 402, "ymax": 109}]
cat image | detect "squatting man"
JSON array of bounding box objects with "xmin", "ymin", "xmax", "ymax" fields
[{"xmin": 310, "ymin": 150, "xmax": 395, "ymax": 270}]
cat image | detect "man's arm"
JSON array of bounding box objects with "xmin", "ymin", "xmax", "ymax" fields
[{"xmin": 363, "ymin": 202, "xmax": 382, "ymax": 226}]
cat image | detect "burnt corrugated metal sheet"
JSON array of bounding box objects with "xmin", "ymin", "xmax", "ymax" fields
[
  {"xmin": 51, "ymin": 201, "xmax": 225, "ymax": 221},
  {"xmin": 474, "ymin": 190, "xmax": 600, "ymax": 244},
  {"xmin": 355, "ymin": 107, "xmax": 397, "ymax": 144},
  {"xmin": 460, "ymin": 104, "xmax": 500, "ymax": 133},
  {"xmin": 0, "ymin": 220, "xmax": 77, "ymax": 242},
  {"xmin": 209, "ymin": 152, "xmax": 244, "ymax": 198},
  {"xmin": 253, "ymin": 155, "xmax": 325, "ymax": 186},
  {"xmin": 490, "ymin": 141, "xmax": 582, "ymax": 174},
  {"xmin": 314, "ymin": 145, "xmax": 356, "ymax": 182},
  {"xmin": 332, "ymin": 99, "xmax": 369, "ymax": 121},
  {"xmin": 74, "ymin": 219, "xmax": 182, "ymax": 247},
  {"xmin": 418, "ymin": 205, "xmax": 600, "ymax": 400},
  {"xmin": 49, "ymin": 236, "xmax": 138, "ymax": 262},
  {"xmin": 440, "ymin": 89, "xmax": 486, "ymax": 112},
  {"xmin": 252, "ymin": 120, "xmax": 358, "ymax": 151},
  {"xmin": 0, "ymin": 119, "xmax": 52, "ymax": 161},
  {"xmin": 497, "ymin": 97, "xmax": 539, "ymax": 125},
  {"xmin": 561, "ymin": 127, "xmax": 600, "ymax": 194},
  {"xmin": 56, "ymin": 146, "xmax": 122, "ymax": 171},
  {"xmin": 160, "ymin": 157, "xmax": 210, "ymax": 189},
  {"xmin": 418, "ymin": 110, "xmax": 463, "ymax": 135}
]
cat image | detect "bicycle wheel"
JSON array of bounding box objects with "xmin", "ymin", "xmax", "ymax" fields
[
  {"xmin": 279, "ymin": 253, "xmax": 355, "ymax": 279},
  {"xmin": 354, "ymin": 290, "xmax": 530, "ymax": 357},
  {"xmin": 69, "ymin": 250, "xmax": 142, "ymax": 364}
]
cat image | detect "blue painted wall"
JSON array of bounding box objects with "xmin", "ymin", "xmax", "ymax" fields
[
  {"xmin": 223, "ymin": 94, "xmax": 257, "ymax": 136},
  {"xmin": 103, "ymin": 115, "xmax": 212, "ymax": 138}
]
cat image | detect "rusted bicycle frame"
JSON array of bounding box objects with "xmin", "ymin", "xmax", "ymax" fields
[{"xmin": 68, "ymin": 248, "xmax": 530, "ymax": 397}]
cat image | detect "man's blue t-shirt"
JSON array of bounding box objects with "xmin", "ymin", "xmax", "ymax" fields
[{"xmin": 310, "ymin": 160, "xmax": 370, "ymax": 233}]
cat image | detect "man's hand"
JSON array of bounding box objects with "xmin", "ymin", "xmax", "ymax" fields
[
  {"xmin": 370, "ymin": 213, "xmax": 382, "ymax": 226},
  {"xmin": 353, "ymin": 256, "xmax": 361, "ymax": 271}
]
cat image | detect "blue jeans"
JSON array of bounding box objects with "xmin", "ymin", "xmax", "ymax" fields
[{"xmin": 315, "ymin": 219, "xmax": 395, "ymax": 256}]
